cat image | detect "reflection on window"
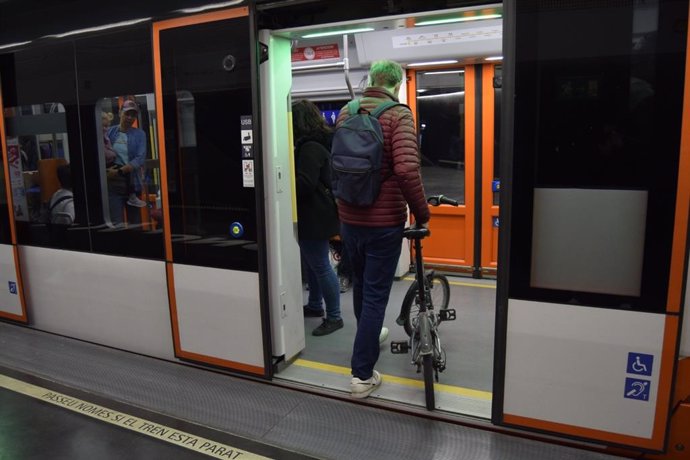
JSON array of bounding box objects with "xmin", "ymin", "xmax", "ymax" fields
[
  {"xmin": 3, "ymin": 103, "xmax": 71, "ymax": 225},
  {"xmin": 96, "ymin": 95, "xmax": 161, "ymax": 230},
  {"xmin": 416, "ymin": 69, "xmax": 466, "ymax": 203}
]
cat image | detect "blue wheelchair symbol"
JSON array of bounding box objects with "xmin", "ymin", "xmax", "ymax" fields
[
  {"xmin": 8, "ymin": 281, "xmax": 17, "ymax": 295},
  {"xmin": 627, "ymin": 352, "xmax": 653, "ymax": 376}
]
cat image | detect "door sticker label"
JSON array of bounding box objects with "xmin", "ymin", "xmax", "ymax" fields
[
  {"xmin": 240, "ymin": 115, "xmax": 254, "ymax": 188},
  {"xmin": 624, "ymin": 377, "xmax": 650, "ymax": 401},
  {"xmin": 8, "ymin": 281, "xmax": 17, "ymax": 295},
  {"xmin": 627, "ymin": 352, "xmax": 653, "ymax": 376}
]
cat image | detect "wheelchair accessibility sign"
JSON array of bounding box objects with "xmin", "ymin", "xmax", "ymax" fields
[
  {"xmin": 8, "ymin": 281, "xmax": 17, "ymax": 295},
  {"xmin": 627, "ymin": 352, "xmax": 653, "ymax": 376},
  {"xmin": 624, "ymin": 378, "xmax": 650, "ymax": 401}
]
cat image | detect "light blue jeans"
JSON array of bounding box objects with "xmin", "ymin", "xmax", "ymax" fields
[{"xmin": 299, "ymin": 239, "xmax": 341, "ymax": 321}]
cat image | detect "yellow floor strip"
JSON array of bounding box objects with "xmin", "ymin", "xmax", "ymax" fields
[
  {"xmin": 401, "ymin": 276, "xmax": 496, "ymax": 289},
  {"xmin": 0, "ymin": 374, "xmax": 270, "ymax": 460},
  {"xmin": 294, "ymin": 359, "xmax": 492, "ymax": 401}
]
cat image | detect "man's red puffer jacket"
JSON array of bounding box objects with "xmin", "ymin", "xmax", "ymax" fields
[{"xmin": 335, "ymin": 87, "xmax": 430, "ymax": 227}]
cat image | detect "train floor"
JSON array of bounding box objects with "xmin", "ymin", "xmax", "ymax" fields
[
  {"xmin": 277, "ymin": 275, "xmax": 496, "ymax": 418},
  {"xmin": 0, "ymin": 291, "xmax": 629, "ymax": 459}
]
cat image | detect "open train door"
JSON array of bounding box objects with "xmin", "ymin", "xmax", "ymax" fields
[
  {"xmin": 494, "ymin": 0, "xmax": 690, "ymax": 453},
  {"xmin": 152, "ymin": 6, "xmax": 273, "ymax": 377},
  {"xmin": 0, "ymin": 77, "xmax": 28, "ymax": 323},
  {"xmin": 257, "ymin": 28, "xmax": 306, "ymax": 366}
]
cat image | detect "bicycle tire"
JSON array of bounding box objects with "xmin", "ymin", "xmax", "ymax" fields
[
  {"xmin": 423, "ymin": 354, "xmax": 435, "ymax": 410},
  {"xmin": 401, "ymin": 274, "xmax": 450, "ymax": 336}
]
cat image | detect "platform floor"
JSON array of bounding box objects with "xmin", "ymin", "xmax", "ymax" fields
[{"xmin": 0, "ymin": 321, "xmax": 627, "ymax": 460}]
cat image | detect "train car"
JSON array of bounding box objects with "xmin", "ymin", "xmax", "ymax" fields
[{"xmin": 0, "ymin": 0, "xmax": 688, "ymax": 456}]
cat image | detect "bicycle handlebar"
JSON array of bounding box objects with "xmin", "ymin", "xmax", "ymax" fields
[{"xmin": 427, "ymin": 194, "xmax": 459, "ymax": 207}]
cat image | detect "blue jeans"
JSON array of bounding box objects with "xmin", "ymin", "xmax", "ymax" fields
[
  {"xmin": 299, "ymin": 239, "xmax": 341, "ymax": 321},
  {"xmin": 108, "ymin": 192, "xmax": 142, "ymax": 226},
  {"xmin": 342, "ymin": 222, "xmax": 403, "ymax": 380}
]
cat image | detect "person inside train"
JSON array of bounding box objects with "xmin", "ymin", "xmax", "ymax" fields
[
  {"xmin": 47, "ymin": 164, "xmax": 75, "ymax": 243},
  {"xmin": 105, "ymin": 99, "xmax": 147, "ymax": 226},
  {"xmin": 292, "ymin": 99, "xmax": 344, "ymax": 336},
  {"xmin": 335, "ymin": 59, "xmax": 429, "ymax": 399},
  {"xmin": 101, "ymin": 111, "xmax": 117, "ymax": 167}
]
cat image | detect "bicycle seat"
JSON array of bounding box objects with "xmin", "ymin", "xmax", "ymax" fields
[{"xmin": 403, "ymin": 226, "xmax": 430, "ymax": 240}]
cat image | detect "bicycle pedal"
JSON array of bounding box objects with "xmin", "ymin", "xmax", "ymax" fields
[
  {"xmin": 390, "ymin": 341, "xmax": 409, "ymax": 354},
  {"xmin": 439, "ymin": 309, "xmax": 456, "ymax": 321}
]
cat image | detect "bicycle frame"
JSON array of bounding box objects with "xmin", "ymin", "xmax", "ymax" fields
[
  {"xmin": 411, "ymin": 237, "xmax": 434, "ymax": 357},
  {"xmin": 390, "ymin": 194, "xmax": 459, "ymax": 410}
]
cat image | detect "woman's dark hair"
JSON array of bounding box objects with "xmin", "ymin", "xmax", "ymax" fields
[
  {"xmin": 291, "ymin": 99, "xmax": 331, "ymax": 144},
  {"xmin": 56, "ymin": 164, "xmax": 72, "ymax": 190}
]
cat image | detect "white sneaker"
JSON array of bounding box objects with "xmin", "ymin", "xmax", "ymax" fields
[
  {"xmin": 350, "ymin": 370, "xmax": 382, "ymax": 399},
  {"xmin": 127, "ymin": 195, "xmax": 147, "ymax": 208},
  {"xmin": 378, "ymin": 327, "xmax": 389, "ymax": 344}
]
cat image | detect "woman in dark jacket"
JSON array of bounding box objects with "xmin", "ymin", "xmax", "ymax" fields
[{"xmin": 292, "ymin": 100, "xmax": 342, "ymax": 336}]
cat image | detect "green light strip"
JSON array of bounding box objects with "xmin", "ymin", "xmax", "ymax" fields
[
  {"xmin": 416, "ymin": 14, "xmax": 501, "ymax": 27},
  {"xmin": 302, "ymin": 27, "xmax": 374, "ymax": 39}
]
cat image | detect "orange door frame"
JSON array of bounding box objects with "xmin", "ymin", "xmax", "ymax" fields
[{"xmin": 0, "ymin": 80, "xmax": 28, "ymax": 322}]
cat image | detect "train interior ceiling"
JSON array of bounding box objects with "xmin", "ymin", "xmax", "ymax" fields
[{"xmin": 267, "ymin": 4, "xmax": 503, "ymax": 417}]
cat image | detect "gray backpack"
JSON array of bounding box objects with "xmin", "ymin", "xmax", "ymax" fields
[{"xmin": 330, "ymin": 100, "xmax": 406, "ymax": 206}]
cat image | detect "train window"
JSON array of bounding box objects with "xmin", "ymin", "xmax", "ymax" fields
[
  {"xmin": 95, "ymin": 95, "xmax": 161, "ymax": 232},
  {"xmin": 3, "ymin": 103, "xmax": 77, "ymax": 247},
  {"xmin": 159, "ymin": 16, "xmax": 258, "ymax": 272},
  {"xmin": 72, "ymin": 25, "xmax": 162, "ymax": 259},
  {"xmin": 509, "ymin": 0, "xmax": 689, "ymax": 312},
  {"xmin": 415, "ymin": 68, "xmax": 466, "ymax": 204}
]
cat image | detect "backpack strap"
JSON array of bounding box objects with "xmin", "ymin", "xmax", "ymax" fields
[
  {"xmin": 346, "ymin": 99, "xmax": 361, "ymax": 115},
  {"xmin": 370, "ymin": 101, "xmax": 408, "ymax": 118},
  {"xmin": 347, "ymin": 99, "xmax": 409, "ymax": 118},
  {"xmin": 49, "ymin": 194, "xmax": 73, "ymax": 212}
]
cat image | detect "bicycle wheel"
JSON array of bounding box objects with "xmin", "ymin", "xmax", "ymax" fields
[
  {"xmin": 400, "ymin": 274, "xmax": 450, "ymax": 336},
  {"xmin": 423, "ymin": 354, "xmax": 435, "ymax": 410}
]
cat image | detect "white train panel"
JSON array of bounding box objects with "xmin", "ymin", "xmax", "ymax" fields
[
  {"xmin": 173, "ymin": 263, "xmax": 264, "ymax": 369},
  {"xmin": 0, "ymin": 244, "xmax": 22, "ymax": 316},
  {"xmin": 19, "ymin": 245, "xmax": 174, "ymax": 359},
  {"xmin": 504, "ymin": 299, "xmax": 665, "ymax": 438}
]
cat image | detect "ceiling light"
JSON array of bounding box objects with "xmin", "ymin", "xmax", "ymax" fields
[
  {"xmin": 417, "ymin": 91, "xmax": 465, "ymax": 100},
  {"xmin": 485, "ymin": 56, "xmax": 503, "ymax": 61},
  {"xmin": 423, "ymin": 70, "xmax": 465, "ymax": 75},
  {"xmin": 0, "ymin": 41, "xmax": 31, "ymax": 50},
  {"xmin": 46, "ymin": 18, "xmax": 151, "ymax": 38},
  {"xmin": 176, "ymin": 1, "xmax": 244, "ymax": 13},
  {"xmin": 408, "ymin": 60, "xmax": 458, "ymax": 67},
  {"xmin": 302, "ymin": 28, "xmax": 374, "ymax": 39},
  {"xmin": 415, "ymin": 13, "xmax": 501, "ymax": 27}
]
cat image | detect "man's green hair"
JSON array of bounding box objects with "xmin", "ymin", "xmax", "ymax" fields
[{"xmin": 368, "ymin": 60, "xmax": 404, "ymax": 88}]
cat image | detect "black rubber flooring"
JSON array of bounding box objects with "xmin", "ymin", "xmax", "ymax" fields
[{"xmin": 0, "ymin": 387, "xmax": 213, "ymax": 460}]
